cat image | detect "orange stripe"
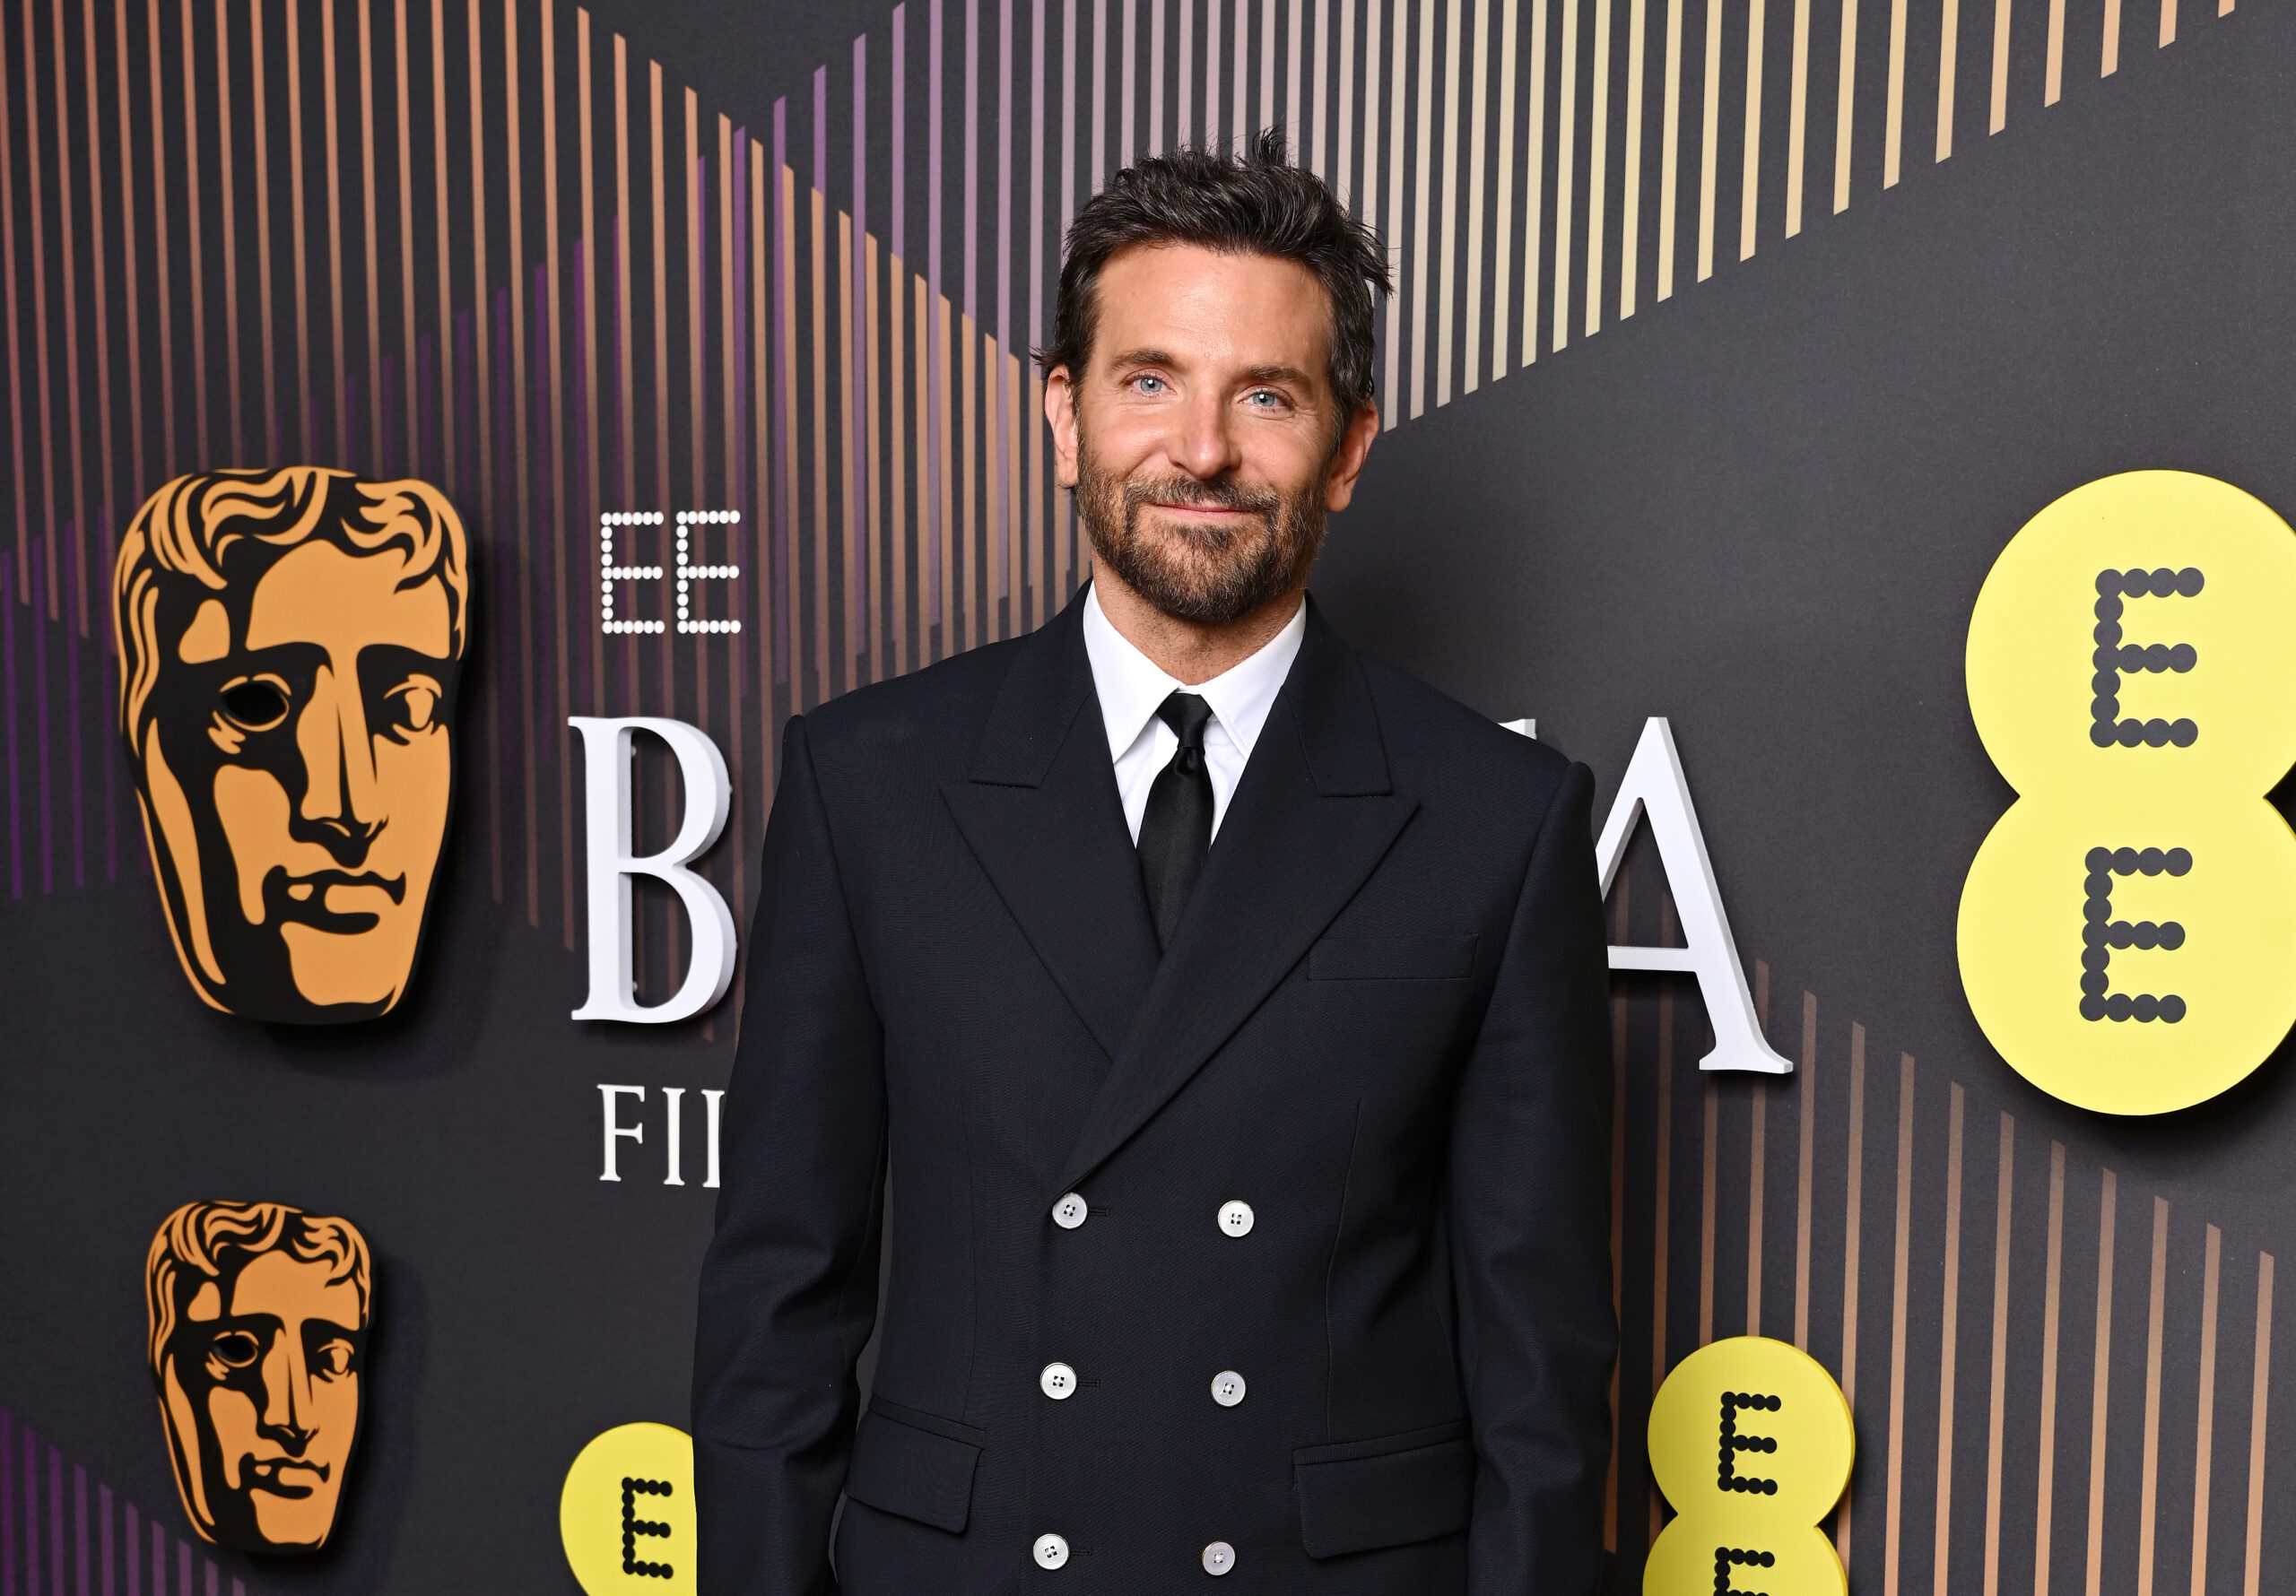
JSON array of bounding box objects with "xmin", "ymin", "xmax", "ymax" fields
[
  {"xmin": 1933, "ymin": 1081, "xmax": 1965, "ymax": 1596},
  {"xmin": 1981, "ymin": 1112, "xmax": 2013, "ymax": 1596},
  {"xmin": 509, "ymin": 0, "xmax": 538, "ymax": 926},
  {"xmin": 248, "ymin": 0, "xmax": 277, "ymax": 462},
  {"xmin": 110, "ymin": 0, "xmax": 144, "ymax": 501},
  {"xmin": 430, "ymin": 0, "xmax": 454, "ymax": 487},
  {"xmin": 76, "ymin": 0, "xmax": 116, "ymax": 620},
  {"xmin": 810, "ymin": 182, "xmax": 830, "ymax": 694},
  {"xmin": 2086, "ymin": 1168, "xmax": 2118, "ymax": 1596},
  {"xmin": 1795, "ymin": 990, "xmax": 1816, "ymax": 1351},
  {"xmin": 1747, "ymin": 960, "xmax": 1769, "ymax": 1339},
  {"xmin": 2242, "ymin": 1252, "xmax": 2273, "ymax": 1596},
  {"xmin": 208, "ymin": 0, "xmax": 241, "ymax": 462},
  {"xmin": 891, "ymin": 251, "xmax": 910, "ymax": 678},
  {"xmin": 1699, "ymin": 1078, "xmax": 1718, "ymax": 1348},
  {"xmin": 2036, "ymin": 1141, "xmax": 2067, "ymax": 1596},
  {"xmin": 2192, "ymin": 1223, "xmax": 2222, "ymax": 1596},
  {"xmin": 360, "ymin": 0, "xmax": 383, "ymax": 466},
  {"xmin": 2139, "ymin": 1196, "xmax": 2170, "ymax": 1596},
  {"xmin": 1604, "ymin": 868, "xmax": 1628, "ymax": 1555},
  {"xmin": 1884, "ymin": 1052, "xmax": 1915, "ymax": 1596},
  {"xmin": 1836, "ymin": 1020, "xmax": 1866, "ymax": 1570},
  {"xmin": 1648, "ymin": 889, "xmax": 1677, "ymax": 1549},
  {"xmin": 395, "ymin": 0, "xmax": 417, "ymax": 465}
]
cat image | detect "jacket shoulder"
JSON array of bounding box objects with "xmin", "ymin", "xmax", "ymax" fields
[
  {"xmin": 1352, "ymin": 651, "xmax": 1574, "ymax": 803},
  {"xmin": 796, "ymin": 635, "xmax": 1027, "ymax": 775}
]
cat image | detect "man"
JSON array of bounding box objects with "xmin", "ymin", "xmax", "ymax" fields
[
  {"xmin": 145, "ymin": 1199, "xmax": 373, "ymax": 1552},
  {"xmin": 112, "ymin": 466, "xmax": 470, "ymax": 1023},
  {"xmin": 694, "ymin": 134, "xmax": 1613, "ymax": 1593}
]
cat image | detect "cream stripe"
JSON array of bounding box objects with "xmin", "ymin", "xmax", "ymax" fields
[
  {"xmin": 2140, "ymin": 1196, "xmax": 2170, "ymax": 1596},
  {"xmin": 1312, "ymin": 0, "xmax": 1329, "ymax": 175},
  {"xmin": 1552, "ymin": 0, "xmax": 1579, "ymax": 345},
  {"xmin": 1883, "ymin": 0, "xmax": 1907, "ymax": 186},
  {"xmin": 1382, "ymin": 0, "xmax": 1405, "ymax": 417},
  {"xmin": 2045, "ymin": 0, "xmax": 2064, "ymax": 102},
  {"xmin": 1585, "ymin": 0, "xmax": 1613, "ymax": 333},
  {"xmin": 2088, "ymin": 1168, "xmax": 2119, "ymax": 1596},
  {"xmin": 1786, "ymin": 0, "xmax": 1810, "ymax": 234},
  {"xmin": 1619, "ymin": 0, "xmax": 1646, "ymax": 313},
  {"xmin": 2037, "ymin": 1142, "xmax": 2068, "ymax": 1596},
  {"xmin": 1694, "ymin": 0, "xmax": 1718, "ymax": 279},
  {"xmin": 2159, "ymin": 0, "xmax": 2173, "ymax": 45},
  {"xmin": 1832, "ymin": 0, "xmax": 1857, "ymax": 211},
  {"xmin": 1436, "ymin": 0, "xmax": 1463, "ymax": 406},
  {"xmin": 1464, "ymin": 0, "xmax": 1491, "ymax": 388},
  {"xmin": 1936, "ymin": 0, "xmax": 1960, "ymax": 162},
  {"xmin": 2242, "ymin": 1252, "xmax": 2272, "ymax": 1596},
  {"xmin": 1336, "ymin": 0, "xmax": 1355, "ymax": 199},
  {"xmin": 1884, "ymin": 1053, "xmax": 1916, "ymax": 1596},
  {"xmin": 1493, "ymin": 0, "xmax": 1520, "ymax": 369},
  {"xmin": 1988, "ymin": 0, "xmax": 2010, "ymax": 131},
  {"xmin": 1982, "ymin": 1113, "xmax": 2013, "ymax": 1596},
  {"xmin": 1649, "ymin": 938, "xmax": 1679, "ymax": 1549},
  {"xmin": 1834, "ymin": 1021, "xmax": 1866, "ymax": 1570},
  {"xmin": 1523, "ymin": 0, "xmax": 1550, "ymax": 347},
  {"xmin": 1934, "ymin": 1081, "xmax": 1966, "ymax": 1596},
  {"xmin": 1410, "ymin": 0, "xmax": 1436, "ymax": 414},
  {"xmin": 2192, "ymin": 1223, "xmax": 2221, "ymax": 1596},
  {"xmin": 1739, "ymin": 0, "xmax": 1765, "ymax": 259},
  {"xmin": 1747, "ymin": 964, "xmax": 1770, "ymax": 1338},
  {"xmin": 2102, "ymin": 0, "xmax": 2120, "ymax": 74}
]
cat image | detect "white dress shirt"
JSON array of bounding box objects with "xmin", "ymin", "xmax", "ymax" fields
[{"xmin": 1082, "ymin": 583, "xmax": 1308, "ymax": 844}]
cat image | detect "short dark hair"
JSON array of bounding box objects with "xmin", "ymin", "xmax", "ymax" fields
[{"xmin": 1037, "ymin": 129, "xmax": 1393, "ymax": 419}]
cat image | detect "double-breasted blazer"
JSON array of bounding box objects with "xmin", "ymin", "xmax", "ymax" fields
[{"xmin": 693, "ymin": 592, "xmax": 1615, "ymax": 1595}]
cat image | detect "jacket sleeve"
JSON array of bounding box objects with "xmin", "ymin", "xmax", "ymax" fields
[
  {"xmin": 693, "ymin": 715, "xmax": 888, "ymax": 1596},
  {"xmin": 1448, "ymin": 759, "xmax": 1617, "ymax": 1596}
]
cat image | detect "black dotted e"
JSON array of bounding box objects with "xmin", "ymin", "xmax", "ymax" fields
[
  {"xmin": 2091, "ymin": 569, "xmax": 2202, "ymax": 751},
  {"xmin": 2079, "ymin": 846, "xmax": 2187, "ymax": 1024},
  {"xmin": 621, "ymin": 1477, "xmax": 675, "ymax": 1580}
]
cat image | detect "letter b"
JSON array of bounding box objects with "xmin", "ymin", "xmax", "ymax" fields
[{"xmin": 570, "ymin": 717, "xmax": 737, "ymax": 1024}]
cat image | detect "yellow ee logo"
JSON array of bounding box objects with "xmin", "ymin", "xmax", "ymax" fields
[
  {"xmin": 1959, "ymin": 470, "xmax": 2296, "ymax": 1115},
  {"xmin": 1645, "ymin": 1336, "xmax": 1854, "ymax": 1596},
  {"xmin": 560, "ymin": 1421, "xmax": 697, "ymax": 1594}
]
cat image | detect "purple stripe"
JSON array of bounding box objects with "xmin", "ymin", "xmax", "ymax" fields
[
  {"xmin": 852, "ymin": 41, "xmax": 870, "ymax": 662},
  {"xmin": 997, "ymin": 0, "xmax": 1016, "ymax": 613},
  {"xmin": 927, "ymin": 0, "xmax": 945, "ymax": 635},
  {"xmin": 964, "ymin": 0, "xmax": 979, "ymax": 321},
  {"xmin": 3, "ymin": 1408, "xmax": 14, "ymax": 1596},
  {"xmin": 1029, "ymin": 0, "xmax": 1047, "ymax": 349},
  {"xmin": 71, "ymin": 1467, "xmax": 83, "ymax": 1596},
  {"xmin": 494, "ymin": 287, "xmax": 517, "ymax": 898},
  {"xmin": 892, "ymin": 6, "xmax": 907, "ymax": 262},
  {"xmin": 96, "ymin": 1487, "xmax": 108, "ymax": 1596},
  {"xmin": 772, "ymin": 101, "xmax": 792, "ymax": 689},
  {"xmin": 48, "ymin": 1448, "xmax": 60, "ymax": 1596},
  {"xmin": 4, "ymin": 559, "xmax": 22, "ymax": 898},
  {"xmin": 20, "ymin": 1427, "xmax": 33, "ymax": 1596},
  {"xmin": 1092, "ymin": 0, "xmax": 1107, "ymax": 192},
  {"xmin": 96, "ymin": 518, "xmax": 116, "ymax": 881},
  {"xmin": 380, "ymin": 355, "xmax": 397, "ymax": 475},
  {"xmin": 65, "ymin": 525, "xmax": 83, "ymax": 891},
  {"xmin": 343, "ymin": 377, "xmax": 361, "ymax": 476},
  {"xmin": 1061, "ymin": 0, "xmax": 1077, "ymax": 230},
  {"xmin": 30, "ymin": 537, "xmax": 50, "ymax": 894}
]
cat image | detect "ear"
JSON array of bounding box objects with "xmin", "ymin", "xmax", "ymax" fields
[
  {"xmin": 1046, "ymin": 366, "xmax": 1081, "ymax": 489},
  {"xmin": 1322, "ymin": 403, "xmax": 1382, "ymax": 514}
]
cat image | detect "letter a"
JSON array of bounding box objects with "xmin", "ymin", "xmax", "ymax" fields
[
  {"xmin": 1595, "ymin": 718, "xmax": 1792, "ymax": 1073},
  {"xmin": 570, "ymin": 716, "xmax": 739, "ymax": 1024}
]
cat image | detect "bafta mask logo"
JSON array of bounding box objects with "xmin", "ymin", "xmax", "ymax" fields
[
  {"xmin": 145, "ymin": 1201, "xmax": 374, "ymax": 1553},
  {"xmin": 114, "ymin": 467, "xmax": 471, "ymax": 1022}
]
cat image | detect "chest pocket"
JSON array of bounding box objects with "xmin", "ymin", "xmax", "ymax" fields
[{"xmin": 1308, "ymin": 933, "xmax": 1479, "ymax": 982}]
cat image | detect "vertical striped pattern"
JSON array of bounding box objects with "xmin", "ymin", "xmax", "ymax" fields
[{"xmin": 0, "ymin": 1410, "xmax": 257, "ymax": 1596}]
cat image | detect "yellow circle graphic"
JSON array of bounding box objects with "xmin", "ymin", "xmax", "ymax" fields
[
  {"xmin": 560, "ymin": 1422, "xmax": 697, "ymax": 1595},
  {"xmin": 1645, "ymin": 1337, "xmax": 1853, "ymax": 1596},
  {"xmin": 1959, "ymin": 470, "xmax": 2296, "ymax": 1114}
]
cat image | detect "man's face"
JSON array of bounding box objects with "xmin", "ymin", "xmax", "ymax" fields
[
  {"xmin": 160, "ymin": 1251, "xmax": 365, "ymax": 1550},
  {"xmin": 137, "ymin": 539, "xmax": 456, "ymax": 1020},
  {"xmin": 1047, "ymin": 243, "xmax": 1380, "ymax": 623}
]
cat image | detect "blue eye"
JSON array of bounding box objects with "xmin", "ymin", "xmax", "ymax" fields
[{"xmin": 1134, "ymin": 374, "xmax": 1167, "ymax": 394}]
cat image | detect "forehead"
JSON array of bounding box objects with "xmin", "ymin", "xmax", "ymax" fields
[
  {"xmin": 1091, "ymin": 244, "xmax": 1333, "ymax": 377},
  {"xmin": 226, "ymin": 1249, "xmax": 365, "ymax": 1329},
  {"xmin": 241, "ymin": 539, "xmax": 452, "ymax": 658}
]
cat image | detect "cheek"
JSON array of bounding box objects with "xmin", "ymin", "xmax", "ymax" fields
[
  {"xmin": 308, "ymin": 1378, "xmax": 360, "ymax": 1459},
  {"xmin": 204, "ymin": 1388, "xmax": 262, "ymax": 1453},
  {"xmin": 370, "ymin": 733, "xmax": 453, "ymax": 860},
  {"xmin": 212, "ymin": 767, "xmax": 297, "ymax": 923}
]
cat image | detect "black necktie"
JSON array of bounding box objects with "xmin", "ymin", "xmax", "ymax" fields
[{"xmin": 1137, "ymin": 692, "xmax": 1215, "ymax": 950}]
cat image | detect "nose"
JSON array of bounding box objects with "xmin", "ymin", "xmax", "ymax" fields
[
  {"xmin": 292, "ymin": 663, "xmax": 384, "ymax": 863},
  {"xmin": 1170, "ymin": 385, "xmax": 1245, "ymax": 483},
  {"xmin": 257, "ymin": 1334, "xmax": 317, "ymax": 1450}
]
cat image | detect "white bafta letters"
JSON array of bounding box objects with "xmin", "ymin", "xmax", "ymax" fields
[
  {"xmin": 1544, "ymin": 716, "xmax": 1789, "ymax": 1075},
  {"xmin": 570, "ymin": 716, "xmax": 738, "ymax": 1024}
]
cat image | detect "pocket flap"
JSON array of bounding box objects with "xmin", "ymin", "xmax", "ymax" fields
[
  {"xmin": 844, "ymin": 1398, "xmax": 983, "ymax": 1534},
  {"xmin": 1309, "ymin": 933, "xmax": 1479, "ymax": 981},
  {"xmin": 1293, "ymin": 1421, "xmax": 1473, "ymax": 1558}
]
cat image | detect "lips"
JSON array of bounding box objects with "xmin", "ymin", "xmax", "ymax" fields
[
  {"xmin": 264, "ymin": 867, "xmax": 407, "ymax": 932},
  {"xmin": 243, "ymin": 1456, "xmax": 329, "ymax": 1497}
]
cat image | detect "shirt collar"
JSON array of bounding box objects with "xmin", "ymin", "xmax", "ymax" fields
[{"xmin": 1082, "ymin": 582, "xmax": 1308, "ymax": 760}]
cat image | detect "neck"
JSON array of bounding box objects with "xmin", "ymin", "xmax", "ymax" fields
[{"xmin": 1088, "ymin": 564, "xmax": 1304, "ymax": 686}]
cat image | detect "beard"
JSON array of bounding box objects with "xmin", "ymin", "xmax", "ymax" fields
[{"xmin": 1074, "ymin": 431, "xmax": 1331, "ymax": 626}]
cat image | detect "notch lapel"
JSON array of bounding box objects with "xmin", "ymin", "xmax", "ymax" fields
[
  {"xmin": 942, "ymin": 600, "xmax": 1163, "ymax": 1064},
  {"xmin": 1053, "ymin": 608, "xmax": 1418, "ymax": 1195}
]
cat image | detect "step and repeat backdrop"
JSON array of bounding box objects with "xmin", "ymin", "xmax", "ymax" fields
[{"xmin": 2, "ymin": 0, "xmax": 2292, "ymax": 1588}]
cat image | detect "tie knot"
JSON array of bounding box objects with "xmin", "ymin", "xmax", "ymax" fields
[{"xmin": 1157, "ymin": 691, "xmax": 1214, "ymax": 750}]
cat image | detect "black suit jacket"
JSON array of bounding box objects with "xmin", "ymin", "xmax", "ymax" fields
[{"xmin": 693, "ymin": 594, "xmax": 1614, "ymax": 1594}]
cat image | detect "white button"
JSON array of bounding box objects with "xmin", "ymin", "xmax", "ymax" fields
[
  {"xmin": 1210, "ymin": 1370, "xmax": 1247, "ymax": 1408},
  {"xmin": 1040, "ymin": 1361, "xmax": 1078, "ymax": 1400},
  {"xmin": 1053, "ymin": 1193, "xmax": 1089, "ymax": 1229},
  {"xmin": 1218, "ymin": 1200, "xmax": 1254, "ymax": 1237},
  {"xmin": 1202, "ymin": 1540, "xmax": 1236, "ymax": 1575},
  {"xmin": 1034, "ymin": 1532, "xmax": 1071, "ymax": 1570}
]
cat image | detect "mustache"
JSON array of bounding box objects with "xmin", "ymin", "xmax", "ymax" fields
[{"xmin": 1122, "ymin": 473, "xmax": 1284, "ymax": 525}]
